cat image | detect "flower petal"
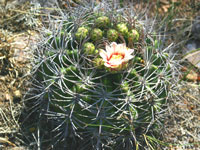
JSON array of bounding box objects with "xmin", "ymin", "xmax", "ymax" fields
[
  {"xmin": 115, "ymin": 43, "xmax": 125, "ymax": 55},
  {"xmin": 99, "ymin": 49, "xmax": 108, "ymax": 61},
  {"xmin": 123, "ymin": 55, "xmax": 134, "ymax": 62},
  {"xmin": 126, "ymin": 48, "xmax": 134, "ymax": 55}
]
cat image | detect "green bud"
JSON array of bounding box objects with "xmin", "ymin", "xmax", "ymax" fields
[
  {"xmin": 150, "ymin": 64, "xmax": 158, "ymax": 71},
  {"xmin": 121, "ymin": 81, "xmax": 129, "ymax": 92},
  {"xmin": 91, "ymin": 28, "xmax": 103, "ymax": 41},
  {"xmin": 72, "ymin": 83, "xmax": 86, "ymax": 93},
  {"xmin": 128, "ymin": 69, "xmax": 138, "ymax": 79},
  {"xmin": 94, "ymin": 49, "xmax": 99, "ymax": 55},
  {"xmin": 60, "ymin": 67, "xmax": 67, "ymax": 74},
  {"xmin": 132, "ymin": 56, "xmax": 142, "ymax": 64},
  {"xmin": 65, "ymin": 49, "xmax": 78, "ymax": 64},
  {"xmin": 130, "ymin": 105, "xmax": 138, "ymax": 119},
  {"xmin": 154, "ymin": 40, "xmax": 159, "ymax": 49},
  {"xmin": 83, "ymin": 42, "xmax": 95, "ymax": 55},
  {"xmin": 66, "ymin": 49, "xmax": 78, "ymax": 58},
  {"xmin": 66, "ymin": 65, "xmax": 78, "ymax": 74},
  {"xmin": 127, "ymin": 29, "xmax": 139, "ymax": 42},
  {"xmin": 95, "ymin": 16, "xmax": 110, "ymax": 28},
  {"xmin": 116, "ymin": 23, "xmax": 128, "ymax": 36},
  {"xmin": 82, "ymin": 95, "xmax": 91, "ymax": 102},
  {"xmin": 75, "ymin": 26, "xmax": 89, "ymax": 41},
  {"xmin": 107, "ymin": 29, "xmax": 119, "ymax": 41},
  {"xmin": 163, "ymin": 53, "xmax": 169, "ymax": 58},
  {"xmin": 149, "ymin": 65, "xmax": 158, "ymax": 74},
  {"xmin": 166, "ymin": 64, "xmax": 171, "ymax": 72}
]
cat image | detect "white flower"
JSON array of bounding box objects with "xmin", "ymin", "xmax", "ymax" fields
[{"xmin": 99, "ymin": 42, "xmax": 134, "ymax": 70}]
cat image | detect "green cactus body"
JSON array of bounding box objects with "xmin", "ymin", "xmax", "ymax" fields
[{"xmin": 28, "ymin": 1, "xmax": 177, "ymax": 149}]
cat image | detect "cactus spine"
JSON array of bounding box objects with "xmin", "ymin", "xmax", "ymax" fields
[{"xmin": 27, "ymin": 1, "xmax": 177, "ymax": 149}]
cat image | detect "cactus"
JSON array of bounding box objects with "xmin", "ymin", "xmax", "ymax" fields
[{"xmin": 26, "ymin": 1, "xmax": 177, "ymax": 149}]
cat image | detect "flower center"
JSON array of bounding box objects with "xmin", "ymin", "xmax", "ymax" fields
[{"xmin": 109, "ymin": 54, "xmax": 124, "ymax": 62}]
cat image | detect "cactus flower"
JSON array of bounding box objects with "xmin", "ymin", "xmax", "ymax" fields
[{"xmin": 99, "ymin": 42, "xmax": 134, "ymax": 70}]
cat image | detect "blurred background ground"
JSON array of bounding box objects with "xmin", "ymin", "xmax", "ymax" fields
[{"xmin": 0, "ymin": 0, "xmax": 199, "ymax": 149}]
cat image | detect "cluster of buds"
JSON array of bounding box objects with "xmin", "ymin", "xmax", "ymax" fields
[{"xmin": 74, "ymin": 16, "xmax": 141, "ymax": 72}]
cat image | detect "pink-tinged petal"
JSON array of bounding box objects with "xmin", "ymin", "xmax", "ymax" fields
[
  {"xmin": 104, "ymin": 62, "xmax": 112, "ymax": 67},
  {"xmin": 99, "ymin": 50, "xmax": 108, "ymax": 61},
  {"xmin": 105, "ymin": 44, "xmax": 112, "ymax": 53},
  {"xmin": 123, "ymin": 55, "xmax": 134, "ymax": 62},
  {"xmin": 126, "ymin": 48, "xmax": 134, "ymax": 55},
  {"xmin": 115, "ymin": 43, "xmax": 125, "ymax": 54},
  {"xmin": 105, "ymin": 63, "xmax": 119, "ymax": 68},
  {"xmin": 110, "ymin": 42, "xmax": 117, "ymax": 48},
  {"xmin": 110, "ymin": 42, "xmax": 117, "ymax": 53},
  {"xmin": 105, "ymin": 44, "xmax": 113, "ymax": 59}
]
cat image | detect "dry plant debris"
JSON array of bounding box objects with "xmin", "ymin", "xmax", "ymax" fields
[
  {"xmin": 163, "ymin": 82, "xmax": 200, "ymax": 150},
  {"xmin": 0, "ymin": 1, "xmax": 40, "ymax": 148},
  {"xmin": 0, "ymin": 29, "xmax": 39, "ymax": 149}
]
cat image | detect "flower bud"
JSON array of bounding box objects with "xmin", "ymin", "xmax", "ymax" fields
[
  {"xmin": 107, "ymin": 29, "xmax": 119, "ymax": 41},
  {"xmin": 83, "ymin": 42, "xmax": 95, "ymax": 55},
  {"xmin": 82, "ymin": 95, "xmax": 91, "ymax": 102},
  {"xmin": 128, "ymin": 69, "xmax": 138, "ymax": 79},
  {"xmin": 66, "ymin": 49, "xmax": 78, "ymax": 58},
  {"xmin": 91, "ymin": 28, "xmax": 103, "ymax": 41},
  {"xmin": 149, "ymin": 65, "xmax": 158, "ymax": 74},
  {"xmin": 95, "ymin": 16, "xmax": 110, "ymax": 28},
  {"xmin": 116, "ymin": 23, "xmax": 128, "ymax": 36},
  {"xmin": 72, "ymin": 83, "xmax": 86, "ymax": 93},
  {"xmin": 121, "ymin": 81, "xmax": 129, "ymax": 92},
  {"xmin": 66, "ymin": 65, "xmax": 78, "ymax": 74},
  {"xmin": 127, "ymin": 29, "xmax": 139, "ymax": 42},
  {"xmin": 75, "ymin": 26, "xmax": 89, "ymax": 41}
]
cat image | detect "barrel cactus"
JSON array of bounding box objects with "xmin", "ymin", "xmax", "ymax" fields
[{"xmin": 27, "ymin": 1, "xmax": 177, "ymax": 149}]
